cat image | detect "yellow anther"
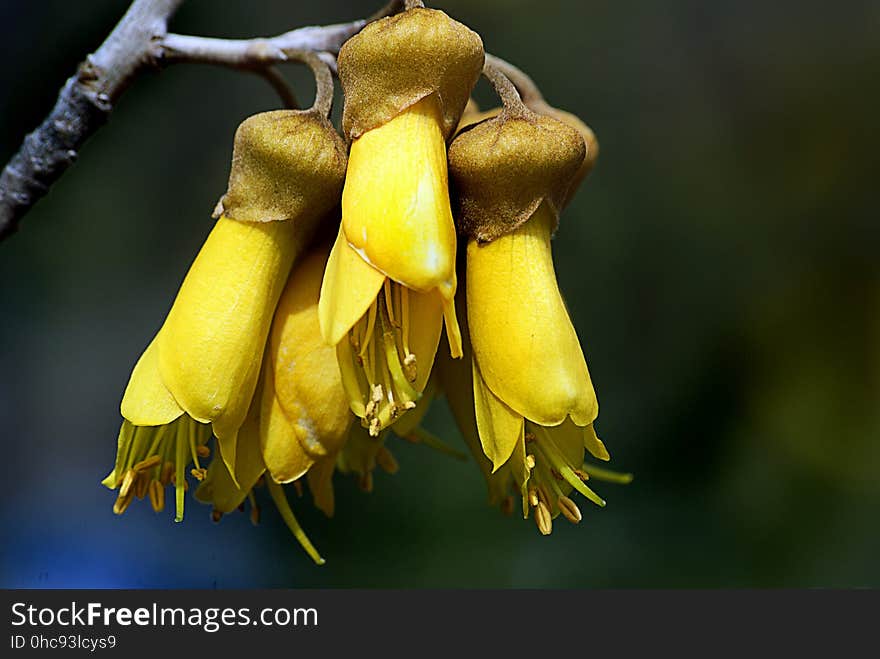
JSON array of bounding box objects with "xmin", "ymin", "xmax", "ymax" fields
[
  {"xmin": 534, "ymin": 501, "xmax": 553, "ymax": 535},
  {"xmin": 190, "ymin": 467, "xmax": 208, "ymax": 482},
  {"xmin": 113, "ymin": 490, "xmax": 134, "ymax": 515},
  {"xmin": 134, "ymin": 472, "xmax": 150, "ymax": 500},
  {"xmin": 528, "ymin": 487, "xmax": 539, "ymax": 508},
  {"xmin": 148, "ymin": 479, "xmax": 165, "ymax": 513},
  {"xmin": 403, "ymin": 353, "xmax": 417, "ymax": 383},
  {"xmin": 525, "ymin": 453, "xmax": 536, "ymax": 470},
  {"xmin": 119, "ymin": 469, "xmax": 136, "ymax": 498},
  {"xmin": 133, "ymin": 455, "xmax": 161, "ymax": 472},
  {"xmin": 160, "ymin": 461, "xmax": 174, "ymax": 486},
  {"xmin": 574, "ymin": 468, "xmax": 590, "ymax": 482},
  {"xmin": 369, "ymin": 417, "xmax": 381, "ymax": 437},
  {"xmin": 557, "ymin": 495, "xmax": 582, "ymax": 524}
]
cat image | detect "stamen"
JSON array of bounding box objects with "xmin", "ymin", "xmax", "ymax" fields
[
  {"xmin": 534, "ymin": 500, "xmax": 553, "ymax": 535},
  {"xmin": 402, "ymin": 427, "xmax": 468, "ymax": 460},
  {"xmin": 119, "ymin": 469, "xmax": 136, "ymax": 499},
  {"xmin": 376, "ymin": 446, "xmax": 399, "ymax": 474},
  {"xmin": 525, "ymin": 454, "xmax": 536, "ymax": 470},
  {"xmin": 293, "ymin": 480, "xmax": 304, "ymax": 498},
  {"xmin": 574, "ymin": 468, "xmax": 590, "ymax": 482},
  {"xmin": 266, "ymin": 479, "xmax": 326, "ymax": 566},
  {"xmin": 525, "ymin": 432, "xmax": 537, "ymax": 444},
  {"xmin": 384, "ymin": 279, "xmax": 396, "ymax": 327},
  {"xmin": 160, "ymin": 461, "xmax": 174, "ymax": 486},
  {"xmin": 558, "ymin": 495, "xmax": 582, "ymax": 524},
  {"xmin": 113, "ymin": 490, "xmax": 134, "ymax": 515},
  {"xmin": 528, "ymin": 487, "xmax": 539, "ymax": 508},
  {"xmin": 358, "ymin": 301, "xmax": 378, "ymax": 359},
  {"xmin": 134, "ymin": 472, "xmax": 150, "ymax": 499},
  {"xmin": 501, "ymin": 495, "xmax": 515, "ymax": 516},
  {"xmin": 133, "ymin": 455, "xmax": 161, "ymax": 472},
  {"xmin": 196, "ymin": 445, "xmax": 211, "ymax": 458},
  {"xmin": 148, "ymin": 479, "xmax": 165, "ymax": 513},
  {"xmin": 580, "ymin": 463, "xmax": 634, "ymax": 484},
  {"xmin": 249, "ymin": 499, "xmax": 261, "ymax": 525},
  {"xmin": 359, "ymin": 471, "xmax": 374, "ymax": 493},
  {"xmin": 533, "ymin": 427, "xmax": 606, "ymax": 508},
  {"xmin": 211, "ymin": 509, "xmax": 223, "ymax": 523},
  {"xmin": 190, "ymin": 468, "xmax": 208, "ymax": 481}
]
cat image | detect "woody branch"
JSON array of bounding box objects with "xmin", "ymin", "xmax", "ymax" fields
[{"xmin": 0, "ymin": 0, "xmax": 403, "ymax": 242}]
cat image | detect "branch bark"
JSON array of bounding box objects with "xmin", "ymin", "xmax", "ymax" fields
[{"xmin": 0, "ymin": 0, "xmax": 403, "ymax": 241}]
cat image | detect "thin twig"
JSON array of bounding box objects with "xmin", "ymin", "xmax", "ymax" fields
[{"xmin": 0, "ymin": 0, "xmax": 404, "ymax": 241}]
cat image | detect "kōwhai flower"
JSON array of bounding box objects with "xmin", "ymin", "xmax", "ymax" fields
[
  {"xmin": 319, "ymin": 6, "xmax": 484, "ymax": 437},
  {"xmin": 104, "ymin": 107, "xmax": 347, "ymax": 521},
  {"xmin": 448, "ymin": 85, "xmax": 629, "ymax": 532}
]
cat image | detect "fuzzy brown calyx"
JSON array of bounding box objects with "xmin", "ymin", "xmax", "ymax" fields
[
  {"xmin": 455, "ymin": 103, "xmax": 598, "ymax": 208},
  {"xmin": 216, "ymin": 110, "xmax": 347, "ymax": 225},
  {"xmin": 338, "ymin": 8, "xmax": 484, "ymax": 141},
  {"xmin": 529, "ymin": 102, "xmax": 599, "ymax": 207},
  {"xmin": 448, "ymin": 109, "xmax": 585, "ymax": 242}
]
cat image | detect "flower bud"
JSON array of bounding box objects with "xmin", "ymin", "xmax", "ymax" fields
[
  {"xmin": 338, "ymin": 7, "xmax": 484, "ymax": 140},
  {"xmin": 448, "ymin": 110, "xmax": 585, "ymax": 242}
]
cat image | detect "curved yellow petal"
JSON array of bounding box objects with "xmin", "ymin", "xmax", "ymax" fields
[
  {"xmin": 442, "ymin": 291, "xmax": 463, "ymax": 359},
  {"xmin": 306, "ymin": 455, "xmax": 336, "ymax": 518},
  {"xmin": 158, "ymin": 216, "xmax": 299, "ymax": 445},
  {"xmin": 195, "ymin": 403, "xmax": 266, "ymax": 514},
  {"xmin": 543, "ymin": 418, "xmax": 588, "ymax": 471},
  {"xmin": 584, "ymin": 423, "xmax": 611, "ymax": 461},
  {"xmin": 403, "ymin": 289, "xmax": 444, "ymax": 393},
  {"xmin": 272, "ymin": 246, "xmax": 353, "ymax": 458},
  {"xmin": 472, "ymin": 357, "xmax": 523, "ymax": 472},
  {"xmin": 467, "ymin": 201, "xmax": 598, "ymax": 427},
  {"xmin": 120, "ymin": 337, "xmax": 183, "ymax": 426},
  {"xmin": 259, "ymin": 365, "xmax": 314, "ymax": 483},
  {"xmin": 342, "ymin": 94, "xmax": 456, "ymax": 297},
  {"xmin": 318, "ymin": 226, "xmax": 386, "ymax": 346}
]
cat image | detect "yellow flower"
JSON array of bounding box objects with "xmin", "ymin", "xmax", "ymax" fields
[
  {"xmin": 466, "ymin": 200, "xmax": 630, "ymax": 533},
  {"xmin": 259, "ymin": 241, "xmax": 353, "ymax": 486},
  {"xmin": 319, "ymin": 94, "xmax": 463, "ymax": 437},
  {"xmin": 103, "ymin": 217, "xmax": 300, "ymax": 521},
  {"xmin": 104, "ymin": 107, "xmax": 347, "ymax": 522}
]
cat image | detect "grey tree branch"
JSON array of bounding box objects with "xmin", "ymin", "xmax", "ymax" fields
[{"xmin": 0, "ymin": 0, "xmax": 404, "ymax": 241}]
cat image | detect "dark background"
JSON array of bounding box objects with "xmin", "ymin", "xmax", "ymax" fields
[{"xmin": 1, "ymin": 0, "xmax": 878, "ymax": 588}]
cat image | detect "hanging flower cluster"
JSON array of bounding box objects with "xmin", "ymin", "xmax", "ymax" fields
[{"xmin": 103, "ymin": 2, "xmax": 630, "ymax": 564}]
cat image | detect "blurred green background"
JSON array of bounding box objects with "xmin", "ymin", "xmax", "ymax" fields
[{"xmin": 1, "ymin": 0, "xmax": 878, "ymax": 588}]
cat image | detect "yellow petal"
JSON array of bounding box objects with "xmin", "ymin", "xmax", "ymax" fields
[
  {"xmin": 259, "ymin": 365, "xmax": 314, "ymax": 483},
  {"xmin": 195, "ymin": 401, "xmax": 266, "ymax": 514},
  {"xmin": 544, "ymin": 418, "xmax": 588, "ymax": 471},
  {"xmin": 472, "ymin": 357, "xmax": 523, "ymax": 471},
  {"xmin": 442, "ymin": 292, "xmax": 463, "ymax": 359},
  {"xmin": 158, "ymin": 216, "xmax": 299, "ymax": 448},
  {"xmin": 342, "ymin": 94, "xmax": 456, "ymax": 296},
  {"xmin": 306, "ymin": 455, "xmax": 336, "ymax": 518},
  {"xmin": 467, "ymin": 201, "xmax": 597, "ymax": 427},
  {"xmin": 120, "ymin": 337, "xmax": 183, "ymax": 426},
  {"xmin": 318, "ymin": 226, "xmax": 386, "ymax": 346},
  {"xmin": 584, "ymin": 423, "xmax": 611, "ymax": 461},
  {"xmin": 272, "ymin": 246, "xmax": 353, "ymax": 458},
  {"xmin": 403, "ymin": 289, "xmax": 444, "ymax": 393}
]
